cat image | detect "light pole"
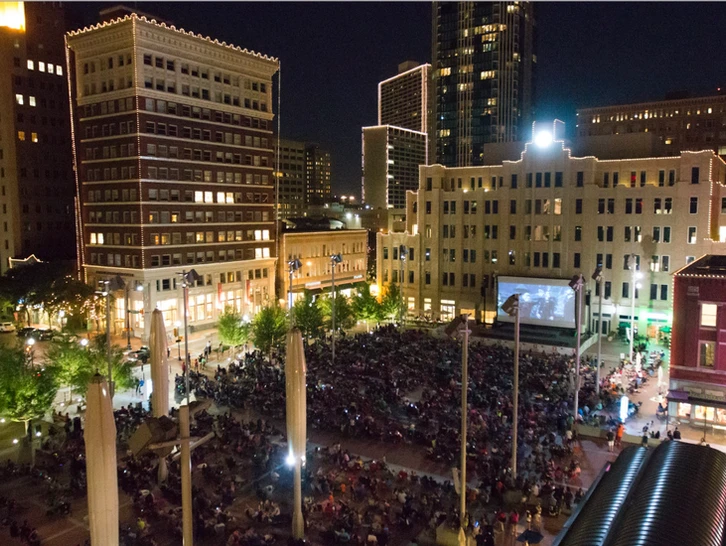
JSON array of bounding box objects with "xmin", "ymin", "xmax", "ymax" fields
[
  {"xmin": 287, "ymin": 259, "xmax": 302, "ymax": 319},
  {"xmin": 330, "ymin": 253, "xmax": 343, "ymax": 366},
  {"xmin": 178, "ymin": 269, "xmax": 201, "ymax": 405},
  {"xmin": 125, "ymin": 281, "xmax": 144, "ymax": 350},
  {"xmin": 175, "ymin": 321, "xmax": 182, "ymax": 361},
  {"xmin": 501, "ymin": 294, "xmax": 520, "ymax": 478},
  {"xmin": 592, "ymin": 266, "xmax": 604, "ymax": 395},
  {"xmin": 25, "ymin": 337, "xmax": 35, "ymax": 366},
  {"xmin": 398, "ymin": 244, "xmax": 407, "ymax": 326},
  {"xmin": 628, "ymin": 254, "xmax": 643, "ymax": 362},
  {"xmin": 569, "ymin": 274, "xmax": 585, "ymax": 430},
  {"xmin": 445, "ymin": 314, "xmax": 470, "ymax": 546},
  {"xmin": 98, "ymin": 276, "xmax": 124, "ymax": 400}
]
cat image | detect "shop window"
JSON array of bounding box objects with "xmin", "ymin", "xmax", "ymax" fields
[{"xmin": 700, "ymin": 341, "xmax": 715, "ymax": 368}]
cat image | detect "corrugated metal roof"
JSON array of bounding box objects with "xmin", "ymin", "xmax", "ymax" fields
[{"xmin": 554, "ymin": 446, "xmax": 648, "ymax": 546}]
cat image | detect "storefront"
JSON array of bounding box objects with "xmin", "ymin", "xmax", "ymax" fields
[{"xmin": 668, "ymin": 381, "xmax": 726, "ymax": 430}]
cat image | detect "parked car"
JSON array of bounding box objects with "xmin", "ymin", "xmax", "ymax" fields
[
  {"xmin": 127, "ymin": 346, "xmax": 150, "ymax": 363},
  {"xmin": 17, "ymin": 327, "xmax": 37, "ymax": 338},
  {"xmin": 35, "ymin": 328, "xmax": 56, "ymax": 341},
  {"xmin": 0, "ymin": 322, "xmax": 15, "ymax": 333}
]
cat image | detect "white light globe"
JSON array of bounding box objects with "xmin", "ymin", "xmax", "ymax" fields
[{"xmin": 534, "ymin": 131, "xmax": 553, "ymax": 148}]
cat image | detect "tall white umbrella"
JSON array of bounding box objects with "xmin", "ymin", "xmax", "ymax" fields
[
  {"xmin": 285, "ymin": 328, "xmax": 307, "ymax": 539},
  {"xmin": 149, "ymin": 308, "xmax": 170, "ymax": 482},
  {"xmin": 85, "ymin": 374, "xmax": 119, "ymax": 546}
]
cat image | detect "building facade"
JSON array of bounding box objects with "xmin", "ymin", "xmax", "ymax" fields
[
  {"xmin": 66, "ymin": 13, "xmax": 278, "ymax": 339},
  {"xmin": 378, "ymin": 61, "xmax": 431, "ymax": 137},
  {"xmin": 274, "ymin": 138, "xmax": 306, "ymax": 219},
  {"xmin": 432, "ymin": 1, "xmax": 536, "ymax": 167},
  {"xmin": 305, "ymin": 143, "xmax": 331, "ymax": 206},
  {"xmin": 669, "ymin": 255, "xmax": 726, "ymax": 429},
  {"xmin": 377, "ymin": 135, "xmax": 726, "ymax": 336},
  {"xmin": 0, "ymin": 2, "xmax": 76, "ymax": 271},
  {"xmin": 279, "ymin": 228, "xmax": 368, "ymax": 306},
  {"xmin": 362, "ymin": 125, "xmax": 427, "ymax": 210},
  {"xmin": 577, "ymin": 94, "xmax": 726, "ymax": 159}
]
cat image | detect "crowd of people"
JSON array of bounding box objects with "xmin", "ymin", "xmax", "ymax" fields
[{"xmin": 1, "ymin": 324, "xmax": 650, "ymax": 545}]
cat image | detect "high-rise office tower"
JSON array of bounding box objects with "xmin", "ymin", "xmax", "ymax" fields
[
  {"xmin": 432, "ymin": 1, "xmax": 536, "ymax": 167},
  {"xmin": 274, "ymin": 138, "xmax": 306, "ymax": 219},
  {"xmin": 0, "ymin": 2, "xmax": 76, "ymax": 271},
  {"xmin": 66, "ymin": 12, "xmax": 279, "ymax": 339},
  {"xmin": 305, "ymin": 143, "xmax": 331, "ymax": 206},
  {"xmin": 379, "ymin": 61, "xmax": 431, "ymax": 136},
  {"xmin": 363, "ymin": 62, "xmax": 430, "ymax": 210}
]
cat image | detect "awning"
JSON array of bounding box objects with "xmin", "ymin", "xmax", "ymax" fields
[
  {"xmin": 667, "ymin": 390, "xmax": 726, "ymax": 410},
  {"xmin": 666, "ymin": 390, "xmax": 689, "ymax": 402}
]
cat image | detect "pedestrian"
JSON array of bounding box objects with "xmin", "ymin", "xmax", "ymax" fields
[
  {"xmin": 606, "ymin": 428, "xmax": 615, "ymax": 452},
  {"xmin": 673, "ymin": 427, "xmax": 681, "ymax": 440},
  {"xmin": 615, "ymin": 423, "xmax": 624, "ymax": 447},
  {"xmin": 167, "ymin": 346, "xmax": 171, "ymax": 358},
  {"xmin": 206, "ymin": 340, "xmax": 212, "ymax": 357},
  {"xmin": 641, "ymin": 432, "xmax": 648, "ymax": 448}
]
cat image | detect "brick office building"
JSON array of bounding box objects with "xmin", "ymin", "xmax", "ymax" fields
[
  {"xmin": 669, "ymin": 255, "xmax": 726, "ymax": 431},
  {"xmin": 66, "ymin": 13, "xmax": 278, "ymax": 338}
]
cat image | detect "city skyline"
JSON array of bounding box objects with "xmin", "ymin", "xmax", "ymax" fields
[{"xmin": 57, "ymin": 1, "xmax": 726, "ymax": 197}]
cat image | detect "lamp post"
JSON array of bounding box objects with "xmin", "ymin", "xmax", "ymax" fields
[
  {"xmin": 628, "ymin": 254, "xmax": 642, "ymax": 362},
  {"xmin": 501, "ymin": 294, "xmax": 520, "ymax": 479},
  {"xmin": 399, "ymin": 244, "xmax": 407, "ymax": 326},
  {"xmin": 125, "ymin": 282, "xmax": 144, "ymax": 350},
  {"xmin": 177, "ymin": 270, "xmax": 201, "ymax": 405},
  {"xmin": 445, "ymin": 314, "xmax": 470, "ymax": 546},
  {"xmin": 592, "ymin": 267, "xmax": 604, "ymax": 395},
  {"xmin": 330, "ymin": 253, "xmax": 343, "ymax": 366},
  {"xmin": 175, "ymin": 321, "xmax": 182, "ymax": 361},
  {"xmin": 25, "ymin": 337, "xmax": 35, "ymax": 366},
  {"xmin": 569, "ymin": 274, "xmax": 585, "ymax": 430},
  {"xmin": 287, "ymin": 259, "xmax": 302, "ymax": 318}
]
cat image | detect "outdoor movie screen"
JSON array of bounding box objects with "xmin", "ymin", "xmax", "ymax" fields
[{"xmin": 497, "ymin": 276, "xmax": 576, "ymax": 329}]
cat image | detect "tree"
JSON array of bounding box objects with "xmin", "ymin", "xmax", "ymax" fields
[
  {"xmin": 319, "ymin": 292, "xmax": 355, "ymax": 332},
  {"xmin": 0, "ymin": 346, "xmax": 58, "ymax": 434},
  {"xmin": 217, "ymin": 306, "xmax": 250, "ymax": 349},
  {"xmin": 380, "ymin": 283, "xmax": 404, "ymax": 322},
  {"xmin": 292, "ymin": 290, "xmax": 324, "ymax": 340},
  {"xmin": 351, "ymin": 283, "xmax": 382, "ymax": 331},
  {"xmin": 47, "ymin": 333, "xmax": 134, "ymax": 398},
  {"xmin": 251, "ymin": 305, "xmax": 288, "ymax": 363}
]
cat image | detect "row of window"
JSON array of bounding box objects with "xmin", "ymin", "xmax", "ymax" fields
[
  {"xmin": 595, "ymin": 225, "xmax": 673, "ymax": 244},
  {"xmin": 24, "ymin": 59, "xmax": 63, "ymax": 76},
  {"xmin": 140, "ymin": 76, "xmax": 268, "ymax": 111},
  {"xmin": 144, "ymin": 121, "xmax": 269, "ymax": 148},
  {"xmin": 145, "ymin": 142, "xmax": 269, "ymax": 167},
  {"xmin": 141, "ymin": 98, "xmax": 269, "ymax": 130},
  {"xmin": 88, "ymin": 248, "xmax": 274, "ymax": 268},
  {"xmin": 86, "ymin": 208, "xmax": 270, "ymax": 225},
  {"xmin": 424, "ymin": 167, "xmax": 698, "ymax": 192}
]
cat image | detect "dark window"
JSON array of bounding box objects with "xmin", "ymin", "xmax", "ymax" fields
[
  {"xmin": 575, "ymin": 199, "xmax": 582, "ymax": 214},
  {"xmin": 660, "ymin": 284, "xmax": 668, "ymax": 301},
  {"xmin": 511, "ymin": 174, "xmax": 518, "ymax": 188},
  {"xmin": 622, "ymin": 282, "xmax": 630, "ymax": 298},
  {"xmin": 544, "ymin": 172, "xmax": 551, "ymax": 188},
  {"xmin": 553, "ymin": 253, "xmax": 560, "ymax": 268},
  {"xmin": 575, "ymin": 226, "xmax": 582, "ymax": 241},
  {"xmin": 526, "ymin": 173, "xmax": 533, "ymax": 188},
  {"xmin": 576, "ymin": 171, "xmax": 584, "ymax": 187},
  {"xmin": 509, "ymin": 225, "xmax": 516, "ymax": 239},
  {"xmin": 691, "ymin": 166, "xmax": 700, "ymax": 184},
  {"xmin": 650, "ymin": 284, "xmax": 658, "ymax": 301},
  {"xmin": 658, "ymin": 170, "xmax": 665, "ymax": 186},
  {"xmin": 640, "ymin": 171, "xmax": 646, "ymax": 187},
  {"xmin": 535, "ymin": 172, "xmax": 542, "ymax": 188},
  {"xmin": 555, "ymin": 172, "xmax": 563, "ymax": 187},
  {"xmin": 574, "ymin": 253, "xmax": 581, "ymax": 268},
  {"xmin": 690, "ymin": 197, "xmax": 698, "ymax": 214},
  {"xmin": 605, "ymin": 282, "xmax": 612, "ymax": 299}
]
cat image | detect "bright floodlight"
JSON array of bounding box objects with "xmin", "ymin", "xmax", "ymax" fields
[
  {"xmin": 26, "ymin": 338, "xmax": 35, "ymax": 346},
  {"xmin": 80, "ymin": 338, "xmax": 89, "ymax": 347},
  {"xmin": 534, "ymin": 131, "xmax": 553, "ymax": 148},
  {"xmin": 620, "ymin": 395, "xmax": 629, "ymax": 422},
  {"xmin": 286, "ymin": 453, "xmax": 296, "ymax": 467}
]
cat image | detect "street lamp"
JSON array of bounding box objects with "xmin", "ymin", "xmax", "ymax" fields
[
  {"xmin": 501, "ymin": 294, "xmax": 520, "ymax": 479},
  {"xmin": 177, "ymin": 269, "xmax": 201, "ymax": 405},
  {"xmin": 98, "ymin": 275, "xmax": 125, "ymax": 400},
  {"xmin": 398, "ymin": 244, "xmax": 407, "ymax": 326},
  {"xmin": 175, "ymin": 321, "xmax": 182, "ymax": 361},
  {"xmin": 330, "ymin": 253, "xmax": 343, "ymax": 366},
  {"xmin": 628, "ymin": 254, "xmax": 642, "ymax": 362},
  {"xmin": 569, "ymin": 273, "xmax": 585, "ymax": 430},
  {"xmin": 287, "ymin": 259, "xmax": 302, "ymax": 317},
  {"xmin": 592, "ymin": 266, "xmax": 603, "ymax": 395},
  {"xmin": 25, "ymin": 337, "xmax": 35, "ymax": 366},
  {"xmin": 445, "ymin": 314, "xmax": 471, "ymax": 546}
]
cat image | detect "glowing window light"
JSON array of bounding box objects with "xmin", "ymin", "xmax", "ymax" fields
[
  {"xmin": 26, "ymin": 59, "xmax": 33, "ymax": 70},
  {"xmin": 38, "ymin": 61, "xmax": 45, "ymax": 72},
  {"xmin": 0, "ymin": 2, "xmax": 25, "ymax": 31}
]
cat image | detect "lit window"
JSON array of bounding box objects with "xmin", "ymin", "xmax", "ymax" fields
[
  {"xmin": 194, "ymin": 191, "xmax": 203, "ymax": 203},
  {"xmin": 701, "ymin": 304, "xmax": 718, "ymax": 327},
  {"xmin": 26, "ymin": 60, "xmax": 34, "ymax": 70},
  {"xmin": 47, "ymin": 63, "xmax": 54, "ymax": 73},
  {"xmin": 216, "ymin": 191, "xmax": 225, "ymax": 203},
  {"xmin": 17, "ymin": 131, "xmax": 25, "ymax": 141},
  {"xmin": 97, "ymin": 233, "xmax": 104, "ymax": 245},
  {"xmin": 29, "ymin": 96, "xmax": 35, "ymax": 107},
  {"xmin": 31, "ymin": 132, "xmax": 38, "ymax": 143},
  {"xmin": 263, "ymin": 247, "xmax": 270, "ymax": 258},
  {"xmin": 262, "ymin": 229, "xmax": 270, "ymax": 240},
  {"xmin": 255, "ymin": 248, "xmax": 263, "ymax": 259},
  {"xmin": 254, "ymin": 230, "xmax": 262, "ymax": 241},
  {"xmin": 38, "ymin": 61, "xmax": 45, "ymax": 72},
  {"xmin": 56, "ymin": 65, "xmax": 63, "ymax": 76},
  {"xmin": 90, "ymin": 233, "xmax": 97, "ymax": 244},
  {"xmin": 15, "ymin": 94, "xmax": 23, "ymax": 105},
  {"xmin": 204, "ymin": 191, "xmax": 213, "ymax": 203}
]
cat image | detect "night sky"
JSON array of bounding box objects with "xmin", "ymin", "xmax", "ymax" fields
[{"xmin": 67, "ymin": 2, "xmax": 726, "ymax": 198}]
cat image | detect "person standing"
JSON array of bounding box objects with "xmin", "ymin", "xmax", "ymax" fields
[
  {"xmin": 615, "ymin": 423, "xmax": 624, "ymax": 447},
  {"xmin": 606, "ymin": 428, "xmax": 615, "ymax": 452},
  {"xmin": 673, "ymin": 427, "xmax": 681, "ymax": 440}
]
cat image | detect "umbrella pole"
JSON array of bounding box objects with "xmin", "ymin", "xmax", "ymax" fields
[{"xmin": 180, "ymin": 405, "xmax": 193, "ymax": 545}]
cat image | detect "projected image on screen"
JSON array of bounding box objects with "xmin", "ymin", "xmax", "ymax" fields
[{"xmin": 497, "ymin": 277, "xmax": 576, "ymax": 329}]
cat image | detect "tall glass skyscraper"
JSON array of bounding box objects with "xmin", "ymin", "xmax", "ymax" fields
[{"xmin": 432, "ymin": 1, "xmax": 536, "ymax": 167}]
